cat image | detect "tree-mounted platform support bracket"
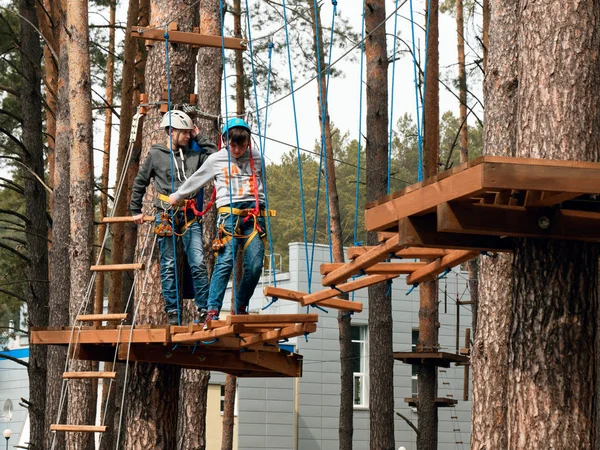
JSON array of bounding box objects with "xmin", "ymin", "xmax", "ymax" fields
[
  {"xmin": 393, "ymin": 351, "xmax": 469, "ymax": 368},
  {"xmin": 131, "ymin": 25, "xmax": 247, "ymax": 51}
]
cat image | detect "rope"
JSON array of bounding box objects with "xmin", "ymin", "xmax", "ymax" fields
[
  {"xmin": 387, "ymin": 0, "xmax": 400, "ymax": 195},
  {"xmin": 409, "ymin": 0, "xmax": 424, "ymax": 182},
  {"xmin": 282, "ymin": 0, "xmax": 312, "ymax": 292},
  {"xmin": 352, "ymin": 1, "xmax": 366, "ymax": 247}
]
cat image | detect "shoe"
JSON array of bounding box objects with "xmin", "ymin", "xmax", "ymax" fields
[
  {"xmin": 167, "ymin": 310, "xmax": 179, "ymax": 325},
  {"xmin": 203, "ymin": 310, "xmax": 219, "ymax": 330},
  {"xmin": 198, "ymin": 308, "xmax": 208, "ymax": 323}
]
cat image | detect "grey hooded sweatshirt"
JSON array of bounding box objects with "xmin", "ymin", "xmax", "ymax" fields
[{"xmin": 129, "ymin": 134, "xmax": 217, "ymax": 215}]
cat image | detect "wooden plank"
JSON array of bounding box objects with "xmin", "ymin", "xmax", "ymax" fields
[
  {"xmin": 241, "ymin": 323, "xmax": 317, "ymax": 347},
  {"xmin": 393, "ymin": 352, "xmax": 468, "ymax": 368},
  {"xmin": 437, "ymin": 202, "xmax": 600, "ymax": 242},
  {"xmin": 101, "ymin": 215, "xmax": 153, "ymax": 223},
  {"xmin": 406, "ymin": 250, "xmax": 477, "ymax": 285},
  {"xmin": 303, "ymin": 274, "xmax": 397, "ymax": 306},
  {"xmin": 398, "ymin": 215, "xmax": 513, "ymax": 252},
  {"xmin": 321, "ymin": 234, "xmax": 402, "ymax": 285},
  {"xmin": 263, "ymin": 286, "xmax": 363, "ymax": 312},
  {"xmin": 365, "ymin": 163, "xmax": 485, "ymax": 231},
  {"xmin": 131, "ymin": 27, "xmax": 247, "ymax": 51},
  {"xmin": 527, "ymin": 191, "xmax": 584, "ymax": 207},
  {"xmin": 170, "ymin": 324, "xmax": 242, "ymax": 343},
  {"xmin": 404, "ymin": 397, "xmax": 458, "ymax": 407},
  {"xmin": 90, "ymin": 263, "xmax": 144, "ymax": 272},
  {"xmin": 239, "ymin": 351, "xmax": 302, "ymax": 377},
  {"xmin": 76, "ymin": 313, "xmax": 128, "ymax": 322},
  {"xmin": 347, "ymin": 246, "xmax": 451, "ymax": 260},
  {"xmin": 50, "ymin": 425, "xmax": 107, "ymax": 433},
  {"xmin": 63, "ymin": 371, "xmax": 117, "ymax": 379},
  {"xmin": 226, "ymin": 314, "xmax": 318, "ymax": 325},
  {"xmin": 320, "ymin": 262, "xmax": 425, "ymax": 276},
  {"xmin": 30, "ymin": 327, "xmax": 168, "ymax": 345}
]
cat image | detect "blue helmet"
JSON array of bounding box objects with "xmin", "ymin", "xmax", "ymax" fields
[{"xmin": 221, "ymin": 117, "xmax": 251, "ymax": 136}]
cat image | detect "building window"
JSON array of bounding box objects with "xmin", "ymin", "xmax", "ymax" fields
[
  {"xmin": 411, "ymin": 328, "xmax": 419, "ymax": 397},
  {"xmin": 220, "ymin": 384, "xmax": 238, "ymax": 416},
  {"xmin": 351, "ymin": 325, "xmax": 368, "ymax": 407}
]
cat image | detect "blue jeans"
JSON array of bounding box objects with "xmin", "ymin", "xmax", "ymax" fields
[
  {"xmin": 157, "ymin": 211, "xmax": 209, "ymax": 313},
  {"xmin": 208, "ymin": 203, "xmax": 266, "ymax": 314}
]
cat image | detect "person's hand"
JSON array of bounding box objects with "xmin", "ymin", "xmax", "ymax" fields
[
  {"xmin": 168, "ymin": 194, "xmax": 179, "ymax": 206},
  {"xmin": 191, "ymin": 125, "xmax": 199, "ymax": 138},
  {"xmin": 132, "ymin": 213, "xmax": 145, "ymax": 225}
]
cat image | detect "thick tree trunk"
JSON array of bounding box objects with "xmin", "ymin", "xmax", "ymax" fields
[
  {"xmin": 364, "ymin": 1, "xmax": 394, "ymax": 449},
  {"xmin": 456, "ymin": 0, "xmax": 467, "ymax": 163},
  {"xmin": 470, "ymin": 1, "xmax": 518, "ymax": 447},
  {"xmin": 506, "ymin": 1, "xmax": 600, "ymax": 447},
  {"xmin": 417, "ymin": 1, "xmax": 439, "ymax": 448},
  {"xmin": 45, "ymin": 3, "xmax": 70, "ymax": 448},
  {"xmin": 19, "ymin": 0, "xmax": 49, "ymax": 448},
  {"xmin": 221, "ymin": 375, "xmax": 236, "ymax": 450},
  {"xmin": 482, "ymin": 0, "xmax": 489, "ymax": 72},
  {"xmin": 65, "ymin": 0, "xmax": 95, "ymax": 448}
]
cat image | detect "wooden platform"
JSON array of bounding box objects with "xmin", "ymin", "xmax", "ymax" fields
[
  {"xmin": 404, "ymin": 397, "xmax": 458, "ymax": 408},
  {"xmin": 393, "ymin": 352, "xmax": 469, "ymax": 368},
  {"xmin": 31, "ymin": 314, "xmax": 318, "ymax": 377}
]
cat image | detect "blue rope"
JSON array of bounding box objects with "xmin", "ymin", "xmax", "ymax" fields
[
  {"xmin": 282, "ymin": 0, "xmax": 312, "ymax": 292},
  {"xmin": 419, "ymin": 0, "xmax": 433, "ymax": 182},
  {"xmin": 406, "ymin": 284, "xmax": 418, "ymax": 295},
  {"xmin": 408, "ymin": 0, "xmax": 423, "ymax": 181},
  {"xmin": 353, "ymin": 2, "xmax": 366, "ymax": 246},
  {"xmin": 164, "ymin": 32, "xmax": 181, "ymax": 326},
  {"xmin": 244, "ymin": 1, "xmax": 278, "ymax": 288},
  {"xmin": 219, "ymin": 0, "xmax": 237, "ymax": 306},
  {"xmin": 438, "ymin": 268, "xmax": 451, "ymax": 280},
  {"xmin": 387, "ymin": 0, "xmax": 399, "ymax": 194}
]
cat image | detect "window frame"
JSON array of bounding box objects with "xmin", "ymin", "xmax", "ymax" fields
[{"xmin": 351, "ymin": 324, "xmax": 369, "ymax": 409}]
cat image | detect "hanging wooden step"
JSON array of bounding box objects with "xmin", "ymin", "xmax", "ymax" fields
[
  {"xmin": 320, "ymin": 262, "xmax": 426, "ymax": 276},
  {"xmin": 90, "ymin": 263, "xmax": 144, "ymax": 272},
  {"xmin": 263, "ymin": 286, "xmax": 363, "ymax": 312},
  {"xmin": 50, "ymin": 424, "xmax": 107, "ymax": 433},
  {"xmin": 102, "ymin": 215, "xmax": 153, "ymax": 223},
  {"xmin": 63, "ymin": 371, "xmax": 117, "ymax": 379},
  {"xmin": 76, "ymin": 313, "xmax": 128, "ymax": 322},
  {"xmin": 304, "ymin": 274, "xmax": 397, "ymax": 306}
]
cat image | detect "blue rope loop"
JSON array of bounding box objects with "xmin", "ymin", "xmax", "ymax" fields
[
  {"xmin": 386, "ymin": 279, "xmax": 393, "ymax": 296},
  {"xmin": 202, "ymin": 338, "xmax": 219, "ymax": 345},
  {"xmin": 438, "ymin": 268, "xmax": 451, "ymax": 280},
  {"xmin": 192, "ymin": 342, "xmax": 198, "ymax": 354},
  {"xmin": 262, "ymin": 296, "xmax": 278, "ymax": 310},
  {"xmin": 406, "ymin": 284, "xmax": 418, "ymax": 295},
  {"xmin": 303, "ymin": 332, "xmax": 309, "ymax": 342},
  {"xmin": 332, "ymin": 285, "xmax": 346, "ymax": 295},
  {"xmin": 235, "ymin": 333, "xmax": 246, "ymax": 343},
  {"xmin": 308, "ymin": 304, "xmax": 328, "ymax": 314},
  {"xmin": 341, "ymin": 311, "xmax": 354, "ymax": 320},
  {"xmin": 170, "ymin": 343, "xmax": 179, "ymax": 352}
]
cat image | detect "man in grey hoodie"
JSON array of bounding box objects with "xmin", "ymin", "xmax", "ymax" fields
[{"xmin": 130, "ymin": 110, "xmax": 217, "ymax": 325}]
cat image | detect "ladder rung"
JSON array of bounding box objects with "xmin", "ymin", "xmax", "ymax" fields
[
  {"xmin": 63, "ymin": 371, "xmax": 117, "ymax": 379},
  {"xmin": 439, "ymin": 369, "xmax": 447, "ymax": 373},
  {"xmin": 442, "ymin": 382, "xmax": 450, "ymax": 385},
  {"xmin": 90, "ymin": 263, "xmax": 144, "ymax": 272},
  {"xmin": 77, "ymin": 313, "xmax": 128, "ymax": 322},
  {"xmin": 50, "ymin": 425, "xmax": 107, "ymax": 433},
  {"xmin": 102, "ymin": 215, "xmax": 153, "ymax": 223},
  {"xmin": 451, "ymin": 416, "xmax": 458, "ymax": 419}
]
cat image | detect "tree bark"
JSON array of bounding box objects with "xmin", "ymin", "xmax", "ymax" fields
[
  {"xmin": 364, "ymin": 1, "xmax": 394, "ymax": 449},
  {"xmin": 19, "ymin": 0, "xmax": 49, "ymax": 447},
  {"xmin": 470, "ymin": 0, "xmax": 518, "ymax": 447},
  {"xmin": 417, "ymin": 0, "xmax": 439, "ymax": 448},
  {"xmin": 455, "ymin": 0, "xmax": 467, "ymax": 163},
  {"xmin": 221, "ymin": 375, "xmax": 236, "ymax": 450},
  {"xmin": 45, "ymin": 2, "xmax": 70, "ymax": 447},
  {"xmin": 482, "ymin": 0, "xmax": 489, "ymax": 72},
  {"xmin": 65, "ymin": 0, "xmax": 95, "ymax": 447}
]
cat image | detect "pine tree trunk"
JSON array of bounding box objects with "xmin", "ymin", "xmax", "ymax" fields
[
  {"xmin": 506, "ymin": 1, "xmax": 600, "ymax": 446},
  {"xmin": 482, "ymin": 0, "xmax": 489, "ymax": 72},
  {"xmin": 19, "ymin": 0, "xmax": 49, "ymax": 447},
  {"xmin": 470, "ymin": 0, "xmax": 518, "ymax": 447},
  {"xmin": 455, "ymin": 0, "xmax": 467, "ymax": 163},
  {"xmin": 221, "ymin": 375, "xmax": 236, "ymax": 450},
  {"xmin": 417, "ymin": 0, "xmax": 440, "ymax": 448},
  {"xmin": 364, "ymin": 1, "xmax": 394, "ymax": 449},
  {"xmin": 45, "ymin": 2, "xmax": 70, "ymax": 447}
]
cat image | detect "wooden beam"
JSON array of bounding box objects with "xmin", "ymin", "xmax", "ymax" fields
[
  {"xmin": 241, "ymin": 323, "xmax": 317, "ymax": 347},
  {"xmin": 63, "ymin": 371, "xmax": 117, "ymax": 379},
  {"xmin": 263, "ymin": 286, "xmax": 363, "ymax": 312},
  {"xmin": 528, "ymin": 191, "xmax": 583, "ymax": 207},
  {"xmin": 76, "ymin": 313, "xmax": 128, "ymax": 322},
  {"xmin": 320, "ymin": 262, "xmax": 426, "ymax": 275},
  {"xmin": 131, "ymin": 27, "xmax": 247, "ymax": 51},
  {"xmin": 90, "ymin": 263, "xmax": 144, "ymax": 272},
  {"xmin": 437, "ymin": 202, "xmax": 600, "ymax": 242},
  {"xmin": 365, "ymin": 162, "xmax": 486, "ymax": 231},
  {"xmin": 406, "ymin": 250, "xmax": 477, "ymax": 285},
  {"xmin": 399, "ymin": 215, "xmax": 513, "ymax": 252},
  {"xmin": 239, "ymin": 351, "xmax": 302, "ymax": 377},
  {"xmin": 50, "ymin": 425, "xmax": 107, "ymax": 433},
  {"xmin": 171, "ymin": 324, "xmax": 242, "ymax": 343},
  {"xmin": 303, "ymin": 274, "xmax": 397, "ymax": 306},
  {"xmin": 347, "ymin": 246, "xmax": 451, "ymax": 260},
  {"xmin": 226, "ymin": 314, "xmax": 318, "ymax": 325},
  {"xmin": 102, "ymin": 215, "xmax": 153, "ymax": 223},
  {"xmin": 30, "ymin": 327, "xmax": 168, "ymax": 345},
  {"xmin": 321, "ymin": 234, "xmax": 403, "ymax": 285}
]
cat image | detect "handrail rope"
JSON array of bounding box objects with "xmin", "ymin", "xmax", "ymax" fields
[
  {"xmin": 114, "ymin": 234, "xmax": 158, "ymax": 448},
  {"xmin": 387, "ymin": 0, "xmax": 400, "ymax": 194},
  {"xmin": 281, "ymin": 0, "xmax": 312, "ymax": 293},
  {"xmin": 219, "ymin": 0, "xmax": 238, "ymax": 308},
  {"xmin": 408, "ymin": 0, "xmax": 423, "ymax": 182},
  {"xmin": 352, "ymin": 1, "xmax": 366, "ymax": 247},
  {"xmin": 251, "ymin": 0, "xmax": 409, "ymax": 116},
  {"xmin": 244, "ymin": 2, "xmax": 277, "ymax": 288}
]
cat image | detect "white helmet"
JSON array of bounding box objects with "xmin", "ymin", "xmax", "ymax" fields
[{"xmin": 160, "ymin": 110, "xmax": 194, "ymax": 130}]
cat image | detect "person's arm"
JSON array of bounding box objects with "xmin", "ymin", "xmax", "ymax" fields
[
  {"xmin": 192, "ymin": 126, "xmax": 218, "ymax": 155},
  {"xmin": 130, "ymin": 153, "xmax": 153, "ymax": 223},
  {"xmin": 168, "ymin": 155, "xmax": 215, "ymax": 205}
]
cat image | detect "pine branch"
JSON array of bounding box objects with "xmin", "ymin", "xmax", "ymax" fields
[
  {"xmin": 396, "ymin": 412, "xmax": 419, "ymax": 436},
  {"xmin": 0, "ymin": 287, "xmax": 28, "ymax": 303},
  {"xmin": 0, "ymin": 353, "xmax": 29, "ymax": 368}
]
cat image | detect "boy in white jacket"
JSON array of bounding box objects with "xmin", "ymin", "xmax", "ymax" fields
[{"xmin": 169, "ymin": 118, "xmax": 268, "ymax": 326}]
